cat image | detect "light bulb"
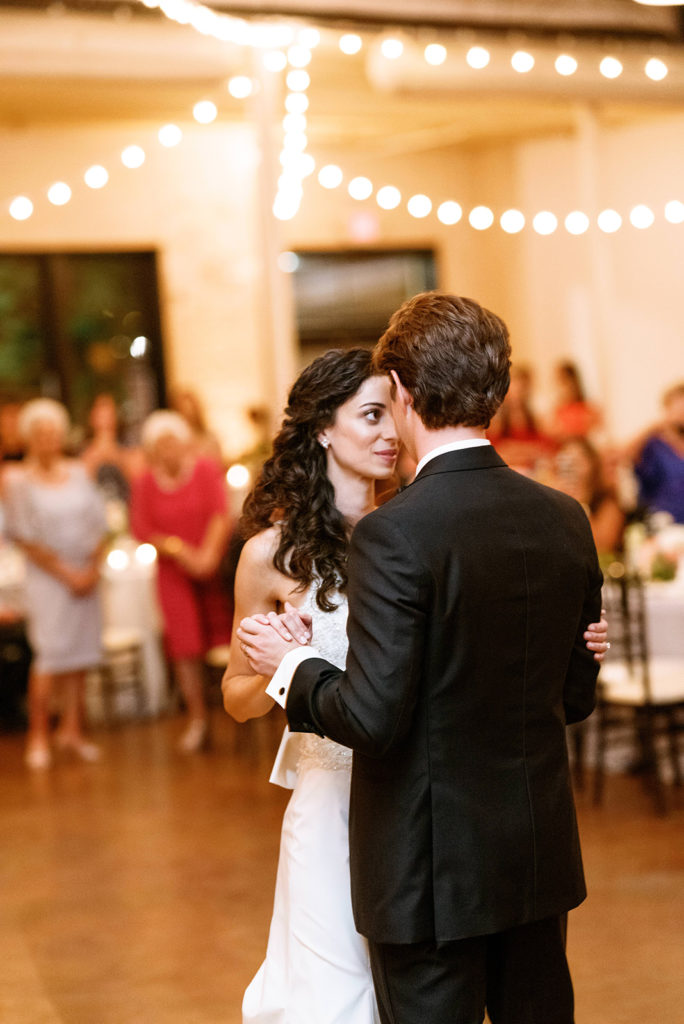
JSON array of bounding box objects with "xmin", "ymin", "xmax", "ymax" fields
[
  {"xmin": 511, "ymin": 51, "xmax": 535, "ymax": 74},
  {"xmin": 407, "ymin": 194, "xmax": 432, "ymax": 219},
  {"xmin": 437, "ymin": 201, "xmax": 462, "ymax": 225},
  {"xmin": 47, "ymin": 182, "xmax": 71, "ymax": 206},
  {"xmin": 564, "ymin": 211, "xmax": 590, "ymax": 235},
  {"xmin": 348, "ymin": 176, "xmax": 373, "ymax": 201},
  {"xmin": 318, "ymin": 164, "xmax": 343, "ymax": 189},
  {"xmin": 158, "ymin": 124, "xmax": 182, "ymax": 147},
  {"xmin": 425, "ymin": 44, "xmax": 447, "ymax": 66},
  {"xmin": 469, "ymin": 206, "xmax": 494, "ymax": 230},
  {"xmin": 121, "ymin": 145, "xmax": 145, "ymax": 168},
  {"xmin": 376, "ymin": 186, "xmax": 401, "ymax": 210},
  {"xmin": 532, "ymin": 211, "xmax": 558, "ymax": 235},
  {"xmin": 500, "ymin": 209, "xmax": 525, "ymax": 233}
]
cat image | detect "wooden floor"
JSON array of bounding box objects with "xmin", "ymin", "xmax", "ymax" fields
[{"xmin": 1, "ymin": 709, "xmax": 682, "ymax": 1024}]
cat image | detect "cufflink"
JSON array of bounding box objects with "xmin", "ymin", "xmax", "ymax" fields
[{"xmin": 279, "ymin": 687, "xmax": 285, "ymax": 696}]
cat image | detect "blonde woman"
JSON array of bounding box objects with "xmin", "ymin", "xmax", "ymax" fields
[{"xmin": 3, "ymin": 399, "xmax": 107, "ymax": 768}]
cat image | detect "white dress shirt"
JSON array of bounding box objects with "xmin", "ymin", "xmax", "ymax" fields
[{"xmin": 266, "ymin": 437, "xmax": 492, "ymax": 709}]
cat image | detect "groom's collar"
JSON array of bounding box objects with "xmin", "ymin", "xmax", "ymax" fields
[{"xmin": 414, "ymin": 438, "xmax": 491, "ymax": 477}]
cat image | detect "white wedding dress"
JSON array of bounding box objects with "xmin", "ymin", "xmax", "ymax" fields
[{"xmin": 242, "ymin": 588, "xmax": 380, "ymax": 1024}]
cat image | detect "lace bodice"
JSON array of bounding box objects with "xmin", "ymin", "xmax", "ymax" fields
[{"xmin": 296, "ymin": 587, "xmax": 353, "ymax": 774}]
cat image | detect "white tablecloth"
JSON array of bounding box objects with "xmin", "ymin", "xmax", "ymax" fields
[{"xmin": 644, "ymin": 581, "xmax": 684, "ymax": 658}]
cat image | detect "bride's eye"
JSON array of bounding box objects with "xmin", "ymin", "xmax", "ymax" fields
[{"xmin": 364, "ymin": 408, "xmax": 381, "ymax": 422}]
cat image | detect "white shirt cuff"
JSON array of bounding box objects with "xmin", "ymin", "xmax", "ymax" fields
[{"xmin": 266, "ymin": 646, "xmax": 321, "ymax": 708}]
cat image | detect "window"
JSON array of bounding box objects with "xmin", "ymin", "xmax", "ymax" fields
[
  {"xmin": 0, "ymin": 251, "xmax": 165, "ymax": 444},
  {"xmin": 289, "ymin": 248, "xmax": 437, "ymax": 362}
]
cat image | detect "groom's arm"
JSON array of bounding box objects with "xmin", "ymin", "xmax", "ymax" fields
[
  {"xmin": 563, "ymin": 523, "xmax": 603, "ymax": 725},
  {"xmin": 284, "ymin": 510, "xmax": 431, "ymax": 757}
]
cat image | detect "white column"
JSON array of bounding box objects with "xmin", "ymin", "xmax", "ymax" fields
[
  {"xmin": 250, "ymin": 53, "xmax": 298, "ymax": 412},
  {"xmin": 570, "ymin": 104, "xmax": 617, "ymax": 439}
]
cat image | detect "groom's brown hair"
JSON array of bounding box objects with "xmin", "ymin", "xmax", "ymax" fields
[{"xmin": 373, "ymin": 291, "xmax": 511, "ymax": 429}]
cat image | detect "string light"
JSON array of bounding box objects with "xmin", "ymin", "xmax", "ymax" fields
[
  {"xmin": 645, "ymin": 58, "xmax": 668, "ymax": 81},
  {"xmin": 9, "ymin": 196, "xmax": 33, "ymax": 221},
  {"xmin": 121, "ymin": 145, "xmax": 145, "ymax": 168},
  {"xmin": 466, "ymin": 46, "xmax": 490, "ymax": 70},
  {"xmin": 339, "ymin": 33, "xmax": 362, "ymax": 55},
  {"xmin": 158, "ymin": 124, "xmax": 183, "ymax": 147},
  {"xmin": 425, "ymin": 44, "xmax": 447, "ymax": 66},
  {"xmin": 286, "ymin": 69, "xmax": 310, "ymax": 91},
  {"xmin": 407, "ymin": 194, "xmax": 432, "ymax": 218},
  {"xmin": 192, "ymin": 100, "xmax": 217, "ymax": 124},
  {"xmin": 287, "ymin": 44, "xmax": 312, "ymax": 68},
  {"xmin": 598, "ymin": 209, "xmax": 622, "ymax": 233},
  {"xmin": 227, "ymin": 76, "xmax": 253, "ymax": 99},
  {"xmin": 469, "ymin": 206, "xmax": 494, "ymax": 230},
  {"xmin": 630, "ymin": 204, "xmax": 655, "ymax": 229},
  {"xmin": 262, "ymin": 50, "xmax": 287, "ymax": 72},
  {"xmin": 47, "ymin": 182, "xmax": 72, "ymax": 206},
  {"xmin": 376, "ymin": 185, "xmax": 402, "ymax": 210},
  {"xmin": 437, "ymin": 201, "xmax": 462, "ymax": 225},
  {"xmin": 83, "ymin": 165, "xmax": 108, "ymax": 190},
  {"xmin": 381, "ymin": 38, "xmax": 404, "ymax": 60},
  {"xmin": 600, "ymin": 56, "xmax": 623, "ymax": 79},
  {"xmin": 555, "ymin": 54, "xmax": 578, "ymax": 76},
  {"xmin": 565, "ymin": 211, "xmax": 590, "ymax": 235},
  {"xmin": 533, "ymin": 211, "xmax": 558, "ymax": 235},
  {"xmin": 7, "ymin": 9, "xmax": 682, "ymax": 230},
  {"xmin": 297, "ymin": 28, "xmax": 321, "ymax": 50},
  {"xmin": 318, "ymin": 164, "xmax": 343, "ymax": 189},
  {"xmin": 500, "ymin": 209, "xmax": 525, "ymax": 233},
  {"xmin": 511, "ymin": 51, "xmax": 535, "ymax": 74},
  {"xmin": 664, "ymin": 200, "xmax": 684, "ymax": 224},
  {"xmin": 348, "ymin": 176, "xmax": 373, "ymax": 200}
]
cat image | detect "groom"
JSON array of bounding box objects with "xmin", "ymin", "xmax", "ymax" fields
[{"xmin": 268, "ymin": 293, "xmax": 602, "ymax": 1023}]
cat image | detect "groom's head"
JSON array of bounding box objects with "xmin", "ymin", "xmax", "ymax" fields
[{"xmin": 373, "ymin": 292, "xmax": 511, "ymax": 431}]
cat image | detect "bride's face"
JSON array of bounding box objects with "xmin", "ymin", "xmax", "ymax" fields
[{"xmin": 320, "ymin": 375, "xmax": 398, "ymax": 480}]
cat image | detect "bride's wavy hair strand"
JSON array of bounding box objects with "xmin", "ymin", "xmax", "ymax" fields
[{"xmin": 240, "ymin": 347, "xmax": 375, "ymax": 611}]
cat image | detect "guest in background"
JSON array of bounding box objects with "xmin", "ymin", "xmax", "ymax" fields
[
  {"xmin": 547, "ymin": 360, "xmax": 602, "ymax": 443},
  {"xmin": 552, "ymin": 436, "xmax": 625, "ymax": 557},
  {"xmin": 130, "ymin": 411, "xmax": 232, "ymax": 752},
  {"xmin": 170, "ymin": 387, "xmax": 224, "ymax": 467},
  {"xmin": 0, "ymin": 399, "xmax": 26, "ymax": 464},
  {"xmin": 81, "ymin": 393, "xmax": 144, "ymax": 505},
  {"xmin": 488, "ymin": 364, "xmax": 553, "ymax": 474},
  {"xmin": 629, "ymin": 382, "xmax": 684, "ymax": 525},
  {"xmin": 3, "ymin": 399, "xmax": 107, "ymax": 769}
]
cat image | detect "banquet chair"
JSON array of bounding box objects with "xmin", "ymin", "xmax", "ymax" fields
[
  {"xmin": 97, "ymin": 626, "xmax": 147, "ymax": 724},
  {"xmin": 593, "ymin": 563, "xmax": 684, "ymax": 815}
]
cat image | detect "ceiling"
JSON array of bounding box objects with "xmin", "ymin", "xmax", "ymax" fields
[{"xmin": 1, "ymin": 0, "xmax": 683, "ymax": 153}]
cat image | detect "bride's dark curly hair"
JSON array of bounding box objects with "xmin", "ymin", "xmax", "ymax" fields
[{"xmin": 240, "ymin": 347, "xmax": 375, "ymax": 611}]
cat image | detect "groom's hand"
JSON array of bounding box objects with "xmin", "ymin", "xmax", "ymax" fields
[{"xmin": 236, "ymin": 606, "xmax": 311, "ymax": 677}]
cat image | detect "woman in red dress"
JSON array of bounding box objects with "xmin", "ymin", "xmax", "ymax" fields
[{"xmin": 131, "ymin": 411, "xmax": 232, "ymax": 751}]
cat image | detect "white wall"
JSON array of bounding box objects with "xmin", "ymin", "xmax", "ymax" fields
[
  {"xmin": 0, "ymin": 120, "xmax": 273, "ymax": 459},
  {"xmin": 2, "ymin": 106, "xmax": 683, "ymax": 450}
]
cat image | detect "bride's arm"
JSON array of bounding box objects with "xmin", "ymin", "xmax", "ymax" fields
[{"xmin": 221, "ymin": 531, "xmax": 283, "ymax": 722}]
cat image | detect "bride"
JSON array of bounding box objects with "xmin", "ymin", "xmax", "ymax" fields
[{"xmin": 221, "ymin": 348, "xmax": 608, "ymax": 1024}]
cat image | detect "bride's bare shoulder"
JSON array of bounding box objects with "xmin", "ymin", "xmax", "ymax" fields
[{"xmin": 239, "ymin": 526, "xmax": 281, "ymax": 570}]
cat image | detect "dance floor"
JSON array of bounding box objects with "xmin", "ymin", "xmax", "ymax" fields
[{"xmin": 1, "ymin": 709, "xmax": 682, "ymax": 1024}]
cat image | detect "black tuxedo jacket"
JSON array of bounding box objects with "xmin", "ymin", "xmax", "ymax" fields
[{"xmin": 287, "ymin": 446, "xmax": 602, "ymax": 944}]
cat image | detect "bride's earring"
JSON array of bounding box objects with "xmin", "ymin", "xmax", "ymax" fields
[{"xmin": 320, "ymin": 437, "xmax": 330, "ymax": 450}]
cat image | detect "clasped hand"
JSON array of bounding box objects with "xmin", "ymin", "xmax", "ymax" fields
[{"xmin": 236, "ymin": 601, "xmax": 313, "ymax": 676}]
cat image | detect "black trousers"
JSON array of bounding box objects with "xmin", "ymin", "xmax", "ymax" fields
[{"xmin": 368, "ymin": 914, "xmax": 573, "ymax": 1024}]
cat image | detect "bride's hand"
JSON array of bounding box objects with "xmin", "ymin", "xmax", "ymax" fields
[
  {"xmin": 236, "ymin": 615, "xmax": 304, "ymax": 676},
  {"xmin": 584, "ymin": 610, "xmax": 609, "ymax": 662}
]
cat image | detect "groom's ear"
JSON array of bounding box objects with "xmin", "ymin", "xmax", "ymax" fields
[{"xmin": 390, "ymin": 370, "xmax": 412, "ymax": 409}]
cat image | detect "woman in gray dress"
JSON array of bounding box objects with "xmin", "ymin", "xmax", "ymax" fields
[{"xmin": 3, "ymin": 399, "xmax": 107, "ymax": 769}]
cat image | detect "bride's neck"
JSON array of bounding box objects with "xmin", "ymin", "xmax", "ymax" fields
[{"xmin": 328, "ymin": 465, "xmax": 376, "ymax": 528}]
